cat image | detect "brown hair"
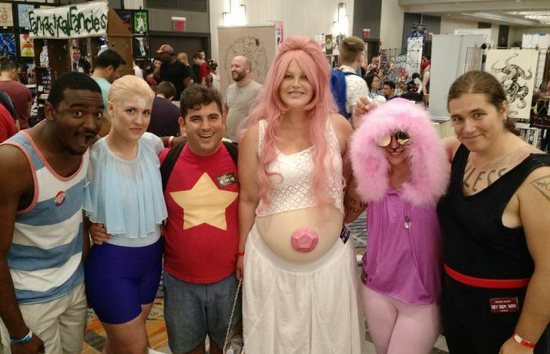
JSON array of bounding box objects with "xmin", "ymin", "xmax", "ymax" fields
[
  {"xmin": 180, "ymin": 84, "xmax": 222, "ymax": 118},
  {"xmin": 339, "ymin": 36, "xmax": 365, "ymax": 64},
  {"xmin": 155, "ymin": 81, "xmax": 176, "ymax": 99},
  {"xmin": 447, "ymin": 70, "xmax": 519, "ymax": 135}
]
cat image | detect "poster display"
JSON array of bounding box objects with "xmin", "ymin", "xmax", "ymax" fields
[
  {"xmin": 275, "ymin": 21, "xmax": 283, "ymax": 46},
  {"xmin": 412, "ymin": 23, "xmax": 427, "ymax": 41},
  {"xmin": 0, "ymin": 33, "xmax": 15, "ymax": 56},
  {"xmin": 133, "ymin": 36, "xmax": 149, "ymax": 57},
  {"xmin": 406, "ymin": 37, "xmax": 423, "ymax": 76},
  {"xmin": 218, "ymin": 25, "xmax": 278, "ymax": 94},
  {"xmin": 17, "ymin": 4, "xmax": 34, "ymax": 30},
  {"xmin": 117, "ymin": 11, "xmax": 132, "ymax": 33},
  {"xmin": 19, "ymin": 33, "xmax": 34, "ymax": 57},
  {"xmin": 485, "ymin": 49, "xmax": 538, "ymax": 119},
  {"xmin": 133, "ymin": 11, "xmax": 147, "ymax": 33},
  {"xmin": 0, "ymin": 2, "xmax": 13, "ymax": 27}
]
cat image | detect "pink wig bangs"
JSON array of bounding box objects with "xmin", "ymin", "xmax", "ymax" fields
[
  {"xmin": 350, "ymin": 98, "xmax": 450, "ymax": 206},
  {"xmin": 246, "ymin": 36, "xmax": 337, "ymax": 207}
]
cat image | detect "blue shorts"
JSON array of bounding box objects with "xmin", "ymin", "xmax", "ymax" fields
[
  {"xmin": 85, "ymin": 238, "xmax": 163, "ymax": 324},
  {"xmin": 164, "ymin": 272, "xmax": 242, "ymax": 353}
]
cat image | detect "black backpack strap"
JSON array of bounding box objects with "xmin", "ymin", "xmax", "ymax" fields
[
  {"xmin": 160, "ymin": 141, "xmax": 185, "ymax": 192},
  {"xmin": 222, "ymin": 141, "xmax": 238, "ymax": 166}
]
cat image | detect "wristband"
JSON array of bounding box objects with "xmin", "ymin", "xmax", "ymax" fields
[
  {"xmin": 237, "ymin": 251, "xmax": 245, "ymax": 257},
  {"xmin": 168, "ymin": 136, "xmax": 175, "ymax": 148},
  {"xmin": 513, "ymin": 333, "xmax": 536, "ymax": 349},
  {"xmin": 10, "ymin": 329, "xmax": 32, "ymax": 345}
]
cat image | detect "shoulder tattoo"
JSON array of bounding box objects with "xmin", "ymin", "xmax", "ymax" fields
[{"xmin": 531, "ymin": 174, "xmax": 550, "ymax": 202}]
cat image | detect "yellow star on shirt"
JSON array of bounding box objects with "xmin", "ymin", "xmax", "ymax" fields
[{"xmin": 170, "ymin": 173, "xmax": 238, "ymax": 231}]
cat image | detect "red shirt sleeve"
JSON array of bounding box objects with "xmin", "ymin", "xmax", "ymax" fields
[
  {"xmin": 199, "ymin": 62, "xmax": 209, "ymax": 80},
  {"xmin": 159, "ymin": 147, "xmax": 169, "ymax": 163},
  {"xmin": 0, "ymin": 105, "xmax": 17, "ymax": 143}
]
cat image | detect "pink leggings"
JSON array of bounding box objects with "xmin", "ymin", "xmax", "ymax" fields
[{"xmin": 360, "ymin": 284, "xmax": 440, "ymax": 354}]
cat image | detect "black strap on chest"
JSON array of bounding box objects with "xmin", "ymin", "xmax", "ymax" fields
[{"xmin": 160, "ymin": 141, "xmax": 238, "ymax": 192}]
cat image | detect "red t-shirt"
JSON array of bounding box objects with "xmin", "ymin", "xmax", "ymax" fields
[
  {"xmin": 0, "ymin": 104, "xmax": 16, "ymax": 142},
  {"xmin": 199, "ymin": 61, "xmax": 209, "ymax": 82},
  {"xmin": 0, "ymin": 81, "xmax": 32, "ymax": 129},
  {"xmin": 161, "ymin": 143, "xmax": 239, "ymax": 284}
]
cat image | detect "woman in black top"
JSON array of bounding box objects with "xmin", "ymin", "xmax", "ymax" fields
[{"xmin": 438, "ymin": 70, "xmax": 550, "ymax": 354}]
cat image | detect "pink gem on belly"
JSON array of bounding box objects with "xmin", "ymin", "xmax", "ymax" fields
[{"xmin": 290, "ymin": 227, "xmax": 319, "ymax": 252}]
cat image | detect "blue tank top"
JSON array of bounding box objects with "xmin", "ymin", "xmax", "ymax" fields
[{"xmin": 3, "ymin": 131, "xmax": 87, "ymax": 304}]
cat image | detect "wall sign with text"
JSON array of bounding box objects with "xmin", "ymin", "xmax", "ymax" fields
[{"xmin": 29, "ymin": 1, "xmax": 108, "ymax": 39}]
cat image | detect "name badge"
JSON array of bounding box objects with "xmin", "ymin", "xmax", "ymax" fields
[
  {"xmin": 217, "ymin": 172, "xmax": 237, "ymax": 187},
  {"xmin": 340, "ymin": 225, "xmax": 350, "ymax": 244},
  {"xmin": 490, "ymin": 297, "xmax": 520, "ymax": 313}
]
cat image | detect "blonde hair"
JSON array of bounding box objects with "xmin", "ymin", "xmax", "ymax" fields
[
  {"xmin": 339, "ymin": 36, "xmax": 365, "ymax": 64},
  {"xmin": 108, "ymin": 75, "xmax": 154, "ymax": 105}
]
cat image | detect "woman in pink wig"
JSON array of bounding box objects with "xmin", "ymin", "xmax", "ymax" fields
[
  {"xmin": 349, "ymin": 98, "xmax": 449, "ymax": 354},
  {"xmin": 237, "ymin": 36, "xmax": 362, "ymax": 353}
]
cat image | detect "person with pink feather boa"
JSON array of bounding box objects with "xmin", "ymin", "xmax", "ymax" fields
[{"xmin": 348, "ymin": 98, "xmax": 450, "ymax": 354}]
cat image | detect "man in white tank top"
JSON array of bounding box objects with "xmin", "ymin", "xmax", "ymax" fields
[{"xmin": 0, "ymin": 72, "xmax": 104, "ymax": 354}]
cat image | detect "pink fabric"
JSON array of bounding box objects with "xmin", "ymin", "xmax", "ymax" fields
[
  {"xmin": 363, "ymin": 189, "xmax": 442, "ymax": 305},
  {"xmin": 360, "ymin": 285, "xmax": 440, "ymax": 354},
  {"xmin": 350, "ymin": 98, "xmax": 449, "ymax": 207},
  {"xmin": 290, "ymin": 227, "xmax": 318, "ymax": 252}
]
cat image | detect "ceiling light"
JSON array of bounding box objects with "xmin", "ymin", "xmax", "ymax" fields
[
  {"xmin": 506, "ymin": 11, "xmax": 550, "ymax": 25},
  {"xmin": 462, "ymin": 12, "xmax": 538, "ymax": 26}
]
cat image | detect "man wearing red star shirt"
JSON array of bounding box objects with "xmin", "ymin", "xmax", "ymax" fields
[{"xmin": 160, "ymin": 85, "xmax": 240, "ymax": 354}]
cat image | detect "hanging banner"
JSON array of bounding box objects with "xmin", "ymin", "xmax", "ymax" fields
[{"xmin": 29, "ymin": 1, "xmax": 108, "ymax": 39}]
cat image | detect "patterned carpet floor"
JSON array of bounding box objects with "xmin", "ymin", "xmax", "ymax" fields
[{"xmin": 82, "ymin": 297, "xmax": 170, "ymax": 353}]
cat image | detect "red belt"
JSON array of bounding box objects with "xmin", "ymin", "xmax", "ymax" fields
[{"xmin": 444, "ymin": 265, "xmax": 530, "ymax": 289}]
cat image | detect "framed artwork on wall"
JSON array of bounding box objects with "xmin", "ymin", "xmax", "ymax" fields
[
  {"xmin": 133, "ymin": 11, "xmax": 148, "ymax": 33},
  {"xmin": 117, "ymin": 11, "xmax": 133, "ymax": 34},
  {"xmin": 19, "ymin": 33, "xmax": 34, "ymax": 57},
  {"xmin": 0, "ymin": 33, "xmax": 16, "ymax": 56},
  {"xmin": 485, "ymin": 49, "xmax": 538, "ymax": 119},
  {"xmin": 17, "ymin": 4, "xmax": 34, "ymax": 30},
  {"xmin": 133, "ymin": 36, "xmax": 149, "ymax": 57},
  {"xmin": 0, "ymin": 2, "xmax": 14, "ymax": 28}
]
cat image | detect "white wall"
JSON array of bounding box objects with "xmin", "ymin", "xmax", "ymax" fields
[
  {"xmin": 209, "ymin": 0, "xmax": 354, "ymax": 62},
  {"xmin": 124, "ymin": 0, "xmax": 143, "ymax": 10},
  {"xmin": 380, "ymin": 0, "xmax": 405, "ymax": 49},
  {"xmin": 439, "ymin": 18, "xmax": 476, "ymax": 35},
  {"xmin": 509, "ymin": 27, "xmax": 550, "ymax": 45}
]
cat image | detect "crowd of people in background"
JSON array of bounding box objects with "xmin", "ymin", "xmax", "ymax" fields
[{"xmin": 0, "ymin": 32, "xmax": 550, "ymax": 354}]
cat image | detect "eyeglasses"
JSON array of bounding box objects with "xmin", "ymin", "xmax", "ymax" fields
[{"xmin": 378, "ymin": 131, "xmax": 412, "ymax": 147}]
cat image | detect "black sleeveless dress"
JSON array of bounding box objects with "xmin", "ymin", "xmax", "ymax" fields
[{"xmin": 437, "ymin": 144, "xmax": 550, "ymax": 354}]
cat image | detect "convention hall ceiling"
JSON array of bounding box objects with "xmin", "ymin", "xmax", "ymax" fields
[{"xmin": 398, "ymin": 0, "xmax": 550, "ymax": 27}]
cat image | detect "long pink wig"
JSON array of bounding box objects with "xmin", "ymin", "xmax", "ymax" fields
[
  {"xmin": 247, "ymin": 36, "xmax": 337, "ymax": 207},
  {"xmin": 350, "ymin": 99, "xmax": 449, "ymax": 206}
]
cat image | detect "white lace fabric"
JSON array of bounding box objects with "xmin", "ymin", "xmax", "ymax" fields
[{"xmin": 256, "ymin": 119, "xmax": 344, "ymax": 216}]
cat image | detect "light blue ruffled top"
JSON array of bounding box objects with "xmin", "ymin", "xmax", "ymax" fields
[{"xmin": 84, "ymin": 133, "xmax": 168, "ymax": 247}]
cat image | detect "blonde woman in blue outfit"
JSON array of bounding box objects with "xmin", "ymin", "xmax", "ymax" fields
[{"xmin": 84, "ymin": 75, "xmax": 167, "ymax": 354}]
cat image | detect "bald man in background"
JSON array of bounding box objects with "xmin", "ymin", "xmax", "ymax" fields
[{"xmin": 223, "ymin": 55, "xmax": 262, "ymax": 142}]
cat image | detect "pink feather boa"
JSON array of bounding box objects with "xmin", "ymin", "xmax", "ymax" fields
[{"xmin": 350, "ymin": 99, "xmax": 450, "ymax": 207}]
